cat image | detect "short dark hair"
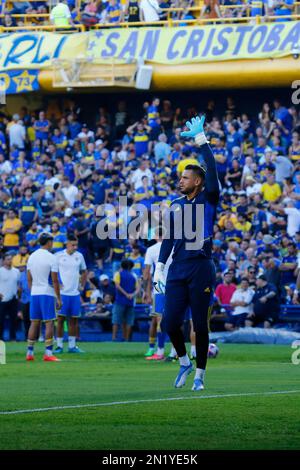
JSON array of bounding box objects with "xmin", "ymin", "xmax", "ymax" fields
[
  {"xmin": 39, "ymin": 232, "xmax": 53, "ymax": 246},
  {"xmin": 67, "ymin": 234, "xmax": 78, "ymax": 243},
  {"xmin": 121, "ymin": 259, "xmax": 134, "ymax": 270},
  {"xmin": 185, "ymin": 164, "xmax": 206, "ymax": 179}
]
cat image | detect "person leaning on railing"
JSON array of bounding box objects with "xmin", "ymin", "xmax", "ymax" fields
[
  {"xmin": 200, "ymin": 0, "xmax": 222, "ymax": 19},
  {"xmin": 273, "ymin": 0, "xmax": 295, "ymax": 21},
  {"xmin": 101, "ymin": 0, "xmax": 124, "ymax": 24},
  {"xmin": 1, "ymin": 12, "xmax": 16, "ymax": 26},
  {"xmin": 139, "ymin": 0, "xmax": 161, "ymax": 22},
  {"xmin": 124, "ymin": 0, "xmax": 140, "ymax": 22},
  {"xmin": 50, "ymin": 0, "xmax": 74, "ymax": 27},
  {"xmin": 81, "ymin": 0, "xmax": 101, "ymax": 26}
]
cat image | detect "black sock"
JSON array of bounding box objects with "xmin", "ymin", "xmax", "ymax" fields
[
  {"xmin": 167, "ymin": 328, "xmax": 186, "ymax": 358},
  {"xmin": 195, "ymin": 330, "xmax": 209, "ymax": 370}
]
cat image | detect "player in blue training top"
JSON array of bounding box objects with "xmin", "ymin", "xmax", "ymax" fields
[{"xmin": 154, "ymin": 116, "xmax": 220, "ymax": 391}]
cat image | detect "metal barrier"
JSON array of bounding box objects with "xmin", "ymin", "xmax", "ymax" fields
[
  {"xmin": 0, "ymin": 23, "xmax": 86, "ymax": 33},
  {"xmin": 52, "ymin": 58, "xmax": 138, "ymax": 88},
  {"xmin": 0, "ymin": 3, "xmax": 299, "ymax": 32}
]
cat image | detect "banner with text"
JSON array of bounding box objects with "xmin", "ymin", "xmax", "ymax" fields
[
  {"xmin": 87, "ymin": 22, "xmax": 299, "ymax": 64},
  {"xmin": 0, "ymin": 22, "xmax": 298, "ymax": 72},
  {"xmin": 0, "ymin": 32, "xmax": 88, "ymax": 71}
]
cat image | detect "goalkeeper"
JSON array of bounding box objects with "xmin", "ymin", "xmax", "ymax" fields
[{"xmin": 154, "ymin": 116, "xmax": 220, "ymax": 391}]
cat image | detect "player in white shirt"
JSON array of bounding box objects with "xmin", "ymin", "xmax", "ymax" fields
[
  {"xmin": 143, "ymin": 227, "xmax": 172, "ymax": 360},
  {"xmin": 55, "ymin": 235, "xmax": 87, "ymax": 354},
  {"xmin": 26, "ymin": 233, "xmax": 62, "ymax": 362}
]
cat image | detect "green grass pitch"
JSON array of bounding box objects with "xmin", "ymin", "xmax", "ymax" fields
[{"xmin": 0, "ymin": 342, "xmax": 300, "ymax": 450}]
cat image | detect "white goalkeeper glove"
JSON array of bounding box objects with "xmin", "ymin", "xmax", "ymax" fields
[{"xmin": 153, "ymin": 262, "xmax": 166, "ymax": 294}]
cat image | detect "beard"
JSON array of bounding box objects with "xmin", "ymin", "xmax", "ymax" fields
[{"xmin": 177, "ymin": 184, "xmax": 195, "ymax": 195}]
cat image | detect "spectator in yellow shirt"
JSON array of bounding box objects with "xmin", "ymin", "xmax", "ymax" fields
[
  {"xmin": 218, "ymin": 209, "xmax": 238, "ymax": 229},
  {"xmin": 2, "ymin": 210, "xmax": 22, "ymax": 250},
  {"xmin": 234, "ymin": 214, "xmax": 252, "ymax": 233},
  {"xmin": 177, "ymin": 152, "xmax": 200, "ymax": 176},
  {"xmin": 261, "ymin": 174, "xmax": 282, "ymax": 202},
  {"xmin": 12, "ymin": 245, "xmax": 29, "ymax": 268}
]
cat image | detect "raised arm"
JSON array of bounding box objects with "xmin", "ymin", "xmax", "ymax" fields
[{"xmin": 181, "ymin": 115, "xmax": 220, "ymax": 205}]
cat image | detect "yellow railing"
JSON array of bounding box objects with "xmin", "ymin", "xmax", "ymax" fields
[
  {"xmin": 0, "ymin": 23, "xmax": 86, "ymax": 33},
  {"xmin": 91, "ymin": 14, "xmax": 300, "ymax": 30},
  {"xmin": 0, "ymin": 3, "xmax": 299, "ymax": 33}
]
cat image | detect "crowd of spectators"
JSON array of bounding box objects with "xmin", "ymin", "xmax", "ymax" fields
[
  {"xmin": 0, "ymin": 93, "xmax": 299, "ymax": 340},
  {"xmin": 0, "ymin": 0, "xmax": 298, "ymax": 29}
]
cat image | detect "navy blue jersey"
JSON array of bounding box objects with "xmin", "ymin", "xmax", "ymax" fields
[{"xmin": 159, "ymin": 143, "xmax": 219, "ymax": 263}]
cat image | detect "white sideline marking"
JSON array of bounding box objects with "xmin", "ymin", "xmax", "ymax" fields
[{"xmin": 0, "ymin": 390, "xmax": 299, "ymax": 416}]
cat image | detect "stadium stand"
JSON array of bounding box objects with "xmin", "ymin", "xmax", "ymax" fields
[
  {"xmin": 0, "ymin": 0, "xmax": 299, "ymax": 342},
  {"xmin": 0, "ymin": 0, "xmax": 299, "ymax": 31},
  {"xmin": 0, "ymin": 92, "xmax": 299, "ymax": 341}
]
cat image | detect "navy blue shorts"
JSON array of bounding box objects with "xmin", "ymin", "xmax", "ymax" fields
[
  {"xmin": 163, "ymin": 258, "xmax": 216, "ymax": 333},
  {"xmin": 226, "ymin": 313, "xmax": 248, "ymax": 328}
]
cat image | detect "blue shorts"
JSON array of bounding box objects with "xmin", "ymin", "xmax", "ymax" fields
[
  {"xmin": 30, "ymin": 295, "xmax": 56, "ymax": 322},
  {"xmin": 112, "ymin": 303, "xmax": 135, "ymax": 326},
  {"xmin": 151, "ymin": 293, "xmax": 165, "ymax": 316},
  {"xmin": 59, "ymin": 295, "xmax": 81, "ymax": 318}
]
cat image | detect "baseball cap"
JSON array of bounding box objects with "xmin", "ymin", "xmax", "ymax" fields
[
  {"xmin": 257, "ymin": 274, "xmax": 267, "ymax": 281},
  {"xmin": 100, "ymin": 274, "xmax": 109, "ymax": 282}
]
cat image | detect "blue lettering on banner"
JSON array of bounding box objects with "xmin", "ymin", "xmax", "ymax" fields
[
  {"xmin": 262, "ymin": 24, "xmax": 285, "ymax": 52},
  {"xmin": 232, "ymin": 26, "xmax": 253, "ymax": 55},
  {"xmin": 139, "ymin": 30, "xmax": 161, "ymax": 60},
  {"xmin": 167, "ymin": 30, "xmax": 187, "ymax": 60},
  {"xmin": 279, "ymin": 22, "xmax": 300, "ymax": 51},
  {"xmin": 212, "ymin": 27, "xmax": 233, "ymax": 56},
  {"xmin": 182, "ymin": 29, "xmax": 204, "ymax": 59},
  {"xmin": 32, "ymin": 36, "xmax": 51, "ymax": 64},
  {"xmin": 4, "ymin": 35, "xmax": 37, "ymax": 67},
  {"xmin": 53, "ymin": 36, "xmax": 67, "ymax": 59},
  {"xmin": 248, "ymin": 25, "xmax": 267, "ymax": 53},
  {"xmin": 118, "ymin": 31, "xmax": 138, "ymax": 59},
  {"xmin": 102, "ymin": 32, "xmax": 120, "ymax": 57},
  {"xmin": 202, "ymin": 28, "xmax": 216, "ymax": 57}
]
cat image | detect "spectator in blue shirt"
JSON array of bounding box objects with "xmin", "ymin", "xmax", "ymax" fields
[
  {"xmin": 19, "ymin": 188, "xmax": 38, "ymax": 230},
  {"xmin": 67, "ymin": 113, "xmax": 81, "ymax": 140},
  {"xmin": 273, "ymin": 0, "xmax": 294, "ymax": 21},
  {"xmin": 279, "ymin": 242, "xmax": 298, "ymax": 285},
  {"xmin": 226, "ymin": 121, "xmax": 242, "ymax": 158},
  {"xmin": 34, "ymin": 110, "xmax": 49, "ymax": 146},
  {"xmin": 154, "ymin": 133, "xmax": 171, "ymax": 164}
]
